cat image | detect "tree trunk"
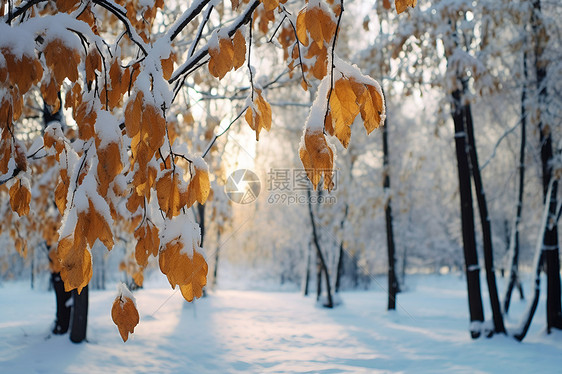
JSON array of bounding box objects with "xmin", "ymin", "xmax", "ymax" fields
[
  {"xmin": 316, "ymin": 255, "xmax": 322, "ymax": 302},
  {"xmin": 504, "ymin": 50, "xmax": 528, "ymax": 314},
  {"xmin": 51, "ymin": 272, "xmax": 72, "ymax": 335},
  {"xmin": 212, "ymin": 230, "xmax": 220, "ymax": 288},
  {"xmin": 303, "ymin": 240, "xmax": 311, "ymax": 296},
  {"xmin": 532, "ymin": 0, "xmax": 562, "ymax": 332},
  {"xmin": 307, "ymin": 187, "xmax": 334, "ymax": 308},
  {"xmin": 452, "ymin": 88, "xmax": 485, "ymax": 338},
  {"xmin": 69, "ymin": 286, "xmax": 88, "ymax": 343},
  {"xmin": 464, "ymin": 94, "xmax": 505, "ymax": 334},
  {"xmin": 514, "ymin": 180, "xmax": 554, "ymax": 340},
  {"xmin": 335, "ymin": 204, "xmax": 348, "ymax": 293},
  {"xmin": 197, "ymin": 203, "xmax": 206, "ymax": 247},
  {"xmin": 383, "ymin": 107, "xmax": 398, "ymax": 310}
]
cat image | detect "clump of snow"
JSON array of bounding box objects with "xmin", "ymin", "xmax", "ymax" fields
[{"xmin": 116, "ymin": 282, "xmax": 137, "ymax": 308}]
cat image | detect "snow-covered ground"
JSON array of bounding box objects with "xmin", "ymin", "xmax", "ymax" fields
[{"xmin": 0, "ymin": 274, "xmax": 560, "ymax": 373}]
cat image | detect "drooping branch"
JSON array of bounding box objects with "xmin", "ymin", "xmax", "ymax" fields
[
  {"xmin": 4, "ymin": 0, "xmax": 46, "ymax": 24},
  {"xmin": 91, "ymin": 0, "xmax": 149, "ymax": 56},
  {"xmin": 324, "ymin": 0, "xmax": 344, "ymax": 126},
  {"xmin": 166, "ymin": 0, "xmax": 213, "ymax": 42},
  {"xmin": 186, "ymin": 4, "xmax": 214, "ymax": 58},
  {"xmin": 169, "ymin": 0, "xmax": 260, "ymax": 84}
]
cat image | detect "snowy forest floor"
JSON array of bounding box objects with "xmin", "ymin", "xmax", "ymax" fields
[{"xmin": 1, "ymin": 274, "xmax": 560, "ymax": 373}]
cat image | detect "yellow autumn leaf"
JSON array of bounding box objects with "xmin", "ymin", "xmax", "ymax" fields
[
  {"xmin": 134, "ymin": 221, "xmax": 160, "ymax": 267},
  {"xmin": 395, "ymin": 0, "xmax": 417, "ymax": 14},
  {"xmin": 179, "ymin": 252, "xmax": 208, "ymax": 302},
  {"xmin": 111, "ymin": 291, "xmax": 139, "ymax": 342},
  {"xmin": 244, "ymin": 89, "xmax": 272, "ymax": 140},
  {"xmin": 85, "ymin": 200, "xmax": 114, "ymax": 250},
  {"xmin": 299, "ymin": 129, "xmax": 335, "ymax": 191},
  {"xmin": 329, "ymin": 78, "xmax": 360, "ymax": 148},
  {"xmin": 96, "ymin": 142, "xmax": 123, "ymax": 196},
  {"xmin": 124, "ymin": 91, "xmax": 143, "ymax": 138},
  {"xmin": 9, "ymin": 179, "xmax": 31, "ymax": 216},
  {"xmin": 57, "ymin": 231, "xmax": 92, "ymax": 294},
  {"xmin": 208, "ymin": 36, "xmax": 234, "ymax": 79},
  {"xmin": 156, "ymin": 170, "xmax": 184, "ymax": 219},
  {"xmin": 296, "ymin": 9, "xmax": 309, "ymax": 46},
  {"xmin": 232, "ymin": 29, "xmax": 246, "ymax": 70},
  {"xmin": 185, "ymin": 166, "xmax": 211, "ymax": 208}
]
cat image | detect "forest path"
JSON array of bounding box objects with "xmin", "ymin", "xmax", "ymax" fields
[{"xmin": 0, "ymin": 275, "xmax": 561, "ymax": 373}]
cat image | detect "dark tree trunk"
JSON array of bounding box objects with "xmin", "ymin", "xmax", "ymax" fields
[
  {"xmin": 452, "ymin": 88, "xmax": 485, "ymax": 338},
  {"xmin": 303, "ymin": 240, "xmax": 311, "ymax": 296},
  {"xmin": 212, "ymin": 230, "xmax": 220, "ymax": 288},
  {"xmin": 197, "ymin": 203, "xmax": 206, "ymax": 247},
  {"xmin": 532, "ymin": 0, "xmax": 562, "ymax": 332},
  {"xmin": 307, "ymin": 188, "xmax": 334, "ymax": 308},
  {"xmin": 335, "ymin": 243, "xmax": 344, "ymax": 293},
  {"xmin": 69, "ymin": 286, "xmax": 88, "ymax": 343},
  {"xmin": 382, "ymin": 108, "xmax": 398, "ymax": 310},
  {"xmin": 514, "ymin": 252, "xmax": 543, "ymax": 341},
  {"xmin": 335, "ymin": 204, "xmax": 348, "ymax": 293},
  {"xmin": 514, "ymin": 181, "xmax": 554, "ymax": 341},
  {"xmin": 504, "ymin": 50, "xmax": 528, "ymax": 314},
  {"xmin": 316, "ymin": 255, "xmax": 322, "ymax": 302},
  {"xmin": 51, "ymin": 272, "xmax": 72, "ymax": 335},
  {"xmin": 464, "ymin": 95, "xmax": 505, "ymax": 334}
]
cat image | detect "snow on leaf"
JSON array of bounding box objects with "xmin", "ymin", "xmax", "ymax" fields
[
  {"xmin": 208, "ymin": 33, "xmax": 235, "ymax": 79},
  {"xmin": 244, "ymin": 89, "xmax": 272, "ymax": 140},
  {"xmin": 85, "ymin": 199, "xmax": 114, "ymax": 250},
  {"xmin": 159, "ymin": 240, "xmax": 208, "ymax": 301}
]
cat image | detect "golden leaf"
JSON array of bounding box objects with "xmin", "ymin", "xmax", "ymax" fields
[
  {"xmin": 180, "ymin": 252, "xmax": 208, "ymax": 301},
  {"xmin": 111, "ymin": 294, "xmax": 139, "ymax": 342},
  {"xmin": 296, "ymin": 9, "xmax": 309, "ymax": 46},
  {"xmin": 15, "ymin": 237, "xmax": 28, "ymax": 258},
  {"xmin": 142, "ymin": 104, "xmax": 166, "ymax": 153},
  {"xmin": 156, "ymin": 170, "xmax": 184, "ymax": 219},
  {"xmin": 299, "ymin": 129, "xmax": 334, "ymax": 191},
  {"xmin": 55, "ymin": 169, "xmax": 69, "ymax": 211},
  {"xmin": 232, "ymin": 29, "xmax": 246, "ymax": 70},
  {"xmin": 244, "ymin": 90, "xmax": 272, "ymax": 140},
  {"xmin": 9, "ymin": 179, "xmax": 31, "ymax": 216},
  {"xmin": 185, "ymin": 167, "xmax": 210, "ymax": 208},
  {"xmin": 85, "ymin": 49, "xmax": 101, "ymax": 85},
  {"xmin": 395, "ymin": 0, "xmax": 417, "ymax": 14},
  {"xmin": 85, "ymin": 200, "xmax": 114, "ymax": 250},
  {"xmin": 161, "ymin": 54, "xmax": 175, "ymax": 80},
  {"xmin": 208, "ymin": 36, "xmax": 234, "ymax": 79},
  {"xmin": 96, "ymin": 142, "xmax": 123, "ymax": 196},
  {"xmin": 134, "ymin": 221, "xmax": 160, "ymax": 267},
  {"xmin": 57, "ymin": 232, "xmax": 92, "ymax": 294},
  {"xmin": 329, "ymin": 78, "xmax": 360, "ymax": 148},
  {"xmin": 124, "ymin": 91, "xmax": 143, "ymax": 138},
  {"xmin": 260, "ymin": 0, "xmax": 279, "ymax": 12},
  {"xmin": 159, "ymin": 240, "xmax": 208, "ymax": 301}
]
